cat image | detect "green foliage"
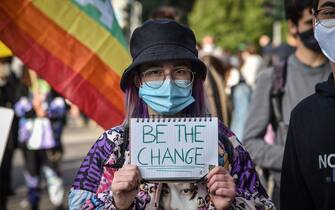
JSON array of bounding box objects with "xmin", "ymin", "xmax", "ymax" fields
[{"xmin": 189, "ymin": 0, "xmax": 274, "ymax": 50}]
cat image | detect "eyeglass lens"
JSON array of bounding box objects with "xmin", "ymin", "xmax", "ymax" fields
[
  {"xmin": 142, "ymin": 66, "xmax": 194, "ymax": 88},
  {"xmin": 318, "ymin": 8, "xmax": 335, "ymax": 28}
]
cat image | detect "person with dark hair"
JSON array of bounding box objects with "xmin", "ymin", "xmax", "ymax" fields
[
  {"xmin": 150, "ymin": 6, "xmax": 180, "ymax": 21},
  {"xmin": 243, "ymin": 0, "xmax": 331, "ymax": 208},
  {"xmin": 281, "ymin": 0, "xmax": 335, "ymax": 209},
  {"xmin": 202, "ymin": 54, "xmax": 232, "ymax": 125},
  {"xmin": 68, "ymin": 19, "xmax": 275, "ymax": 210},
  {"xmin": 0, "ymin": 50, "xmax": 17, "ymax": 210}
]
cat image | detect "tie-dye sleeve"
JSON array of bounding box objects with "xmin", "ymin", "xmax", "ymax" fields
[
  {"xmin": 68, "ymin": 128, "xmax": 123, "ymax": 210},
  {"xmin": 230, "ymin": 145, "xmax": 275, "ymax": 210}
]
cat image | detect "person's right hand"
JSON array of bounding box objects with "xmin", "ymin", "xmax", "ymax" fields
[{"xmin": 111, "ymin": 164, "xmax": 141, "ymax": 210}]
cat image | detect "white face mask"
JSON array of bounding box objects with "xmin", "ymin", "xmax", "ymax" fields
[{"xmin": 314, "ymin": 20, "xmax": 335, "ymax": 63}]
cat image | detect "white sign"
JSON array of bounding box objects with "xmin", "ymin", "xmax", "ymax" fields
[
  {"xmin": 130, "ymin": 117, "xmax": 218, "ymax": 181},
  {"xmin": 0, "ymin": 107, "xmax": 14, "ymax": 165}
]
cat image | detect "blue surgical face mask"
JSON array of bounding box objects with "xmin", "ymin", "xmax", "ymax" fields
[{"xmin": 139, "ymin": 79, "xmax": 195, "ymax": 115}]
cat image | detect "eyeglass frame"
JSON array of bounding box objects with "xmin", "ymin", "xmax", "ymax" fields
[
  {"xmin": 139, "ymin": 65, "xmax": 196, "ymax": 89},
  {"xmin": 313, "ymin": 7, "xmax": 335, "ymax": 28}
]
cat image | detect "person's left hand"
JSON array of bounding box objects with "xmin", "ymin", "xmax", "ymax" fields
[{"xmin": 207, "ymin": 166, "xmax": 236, "ymax": 210}]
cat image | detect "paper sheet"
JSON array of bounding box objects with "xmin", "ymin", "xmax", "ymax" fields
[
  {"xmin": 130, "ymin": 117, "xmax": 218, "ymax": 181},
  {"xmin": 0, "ymin": 107, "xmax": 14, "ymax": 165}
]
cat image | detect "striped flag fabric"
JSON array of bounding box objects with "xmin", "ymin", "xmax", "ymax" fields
[{"xmin": 0, "ymin": 0, "xmax": 131, "ymax": 129}]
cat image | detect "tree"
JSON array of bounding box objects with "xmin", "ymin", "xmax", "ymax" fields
[{"xmin": 189, "ymin": 0, "xmax": 274, "ymax": 50}]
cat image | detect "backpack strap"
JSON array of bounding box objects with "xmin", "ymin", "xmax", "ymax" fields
[{"xmin": 270, "ymin": 59, "xmax": 288, "ymax": 131}]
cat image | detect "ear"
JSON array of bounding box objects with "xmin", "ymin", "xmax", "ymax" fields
[{"xmin": 287, "ymin": 20, "xmax": 298, "ymax": 37}]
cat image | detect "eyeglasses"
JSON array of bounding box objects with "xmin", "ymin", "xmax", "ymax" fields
[
  {"xmin": 141, "ymin": 65, "xmax": 195, "ymax": 89},
  {"xmin": 313, "ymin": 7, "xmax": 335, "ymax": 28}
]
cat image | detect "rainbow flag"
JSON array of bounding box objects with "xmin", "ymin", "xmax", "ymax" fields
[{"xmin": 0, "ymin": 0, "xmax": 131, "ymax": 129}]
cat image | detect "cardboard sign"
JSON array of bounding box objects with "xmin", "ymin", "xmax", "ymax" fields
[
  {"xmin": 130, "ymin": 117, "xmax": 218, "ymax": 181},
  {"xmin": 0, "ymin": 107, "xmax": 14, "ymax": 165}
]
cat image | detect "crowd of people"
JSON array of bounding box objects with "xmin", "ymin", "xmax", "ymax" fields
[
  {"xmin": 0, "ymin": 52, "xmax": 68, "ymax": 210},
  {"xmin": 1, "ymin": 0, "xmax": 335, "ymax": 209}
]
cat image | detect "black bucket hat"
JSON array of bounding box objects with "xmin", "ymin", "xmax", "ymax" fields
[{"xmin": 120, "ymin": 19, "xmax": 207, "ymax": 91}]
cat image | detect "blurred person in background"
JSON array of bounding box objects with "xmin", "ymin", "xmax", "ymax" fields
[
  {"xmin": 0, "ymin": 43, "xmax": 20, "ymax": 210},
  {"xmin": 226, "ymin": 51, "xmax": 252, "ymax": 140},
  {"xmin": 229, "ymin": 75, "xmax": 252, "ymax": 141},
  {"xmin": 259, "ymin": 35, "xmax": 273, "ymax": 67},
  {"xmin": 226, "ymin": 53, "xmax": 242, "ymax": 92},
  {"xmin": 259, "ymin": 35, "xmax": 272, "ymax": 57},
  {"xmin": 201, "ymin": 35, "xmax": 216, "ymax": 55},
  {"xmin": 271, "ymin": 34, "xmax": 297, "ymax": 66},
  {"xmin": 240, "ymin": 44, "xmax": 264, "ymax": 89},
  {"xmin": 243, "ymin": 0, "xmax": 331, "ymax": 208},
  {"xmin": 150, "ymin": 5, "xmax": 180, "ymax": 21},
  {"xmin": 199, "ymin": 35, "xmax": 226, "ymax": 60},
  {"xmin": 202, "ymin": 54, "xmax": 233, "ymax": 125},
  {"xmin": 201, "ymin": 52, "xmax": 252, "ymax": 140},
  {"xmin": 281, "ymin": 0, "xmax": 335, "ymax": 209},
  {"xmin": 14, "ymin": 72, "xmax": 67, "ymax": 210},
  {"xmin": 201, "ymin": 46, "xmax": 251, "ymax": 140}
]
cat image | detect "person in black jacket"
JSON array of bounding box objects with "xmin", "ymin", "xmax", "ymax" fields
[
  {"xmin": 280, "ymin": 0, "xmax": 335, "ymax": 209},
  {"xmin": 0, "ymin": 56, "xmax": 20, "ymax": 210}
]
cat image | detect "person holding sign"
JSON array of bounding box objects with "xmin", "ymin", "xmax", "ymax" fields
[{"xmin": 69, "ymin": 20, "xmax": 274, "ymax": 210}]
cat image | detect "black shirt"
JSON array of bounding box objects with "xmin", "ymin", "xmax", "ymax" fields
[{"xmin": 281, "ymin": 74, "xmax": 335, "ymax": 210}]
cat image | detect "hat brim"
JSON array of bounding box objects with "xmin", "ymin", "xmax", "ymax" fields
[{"xmin": 120, "ymin": 44, "xmax": 207, "ymax": 91}]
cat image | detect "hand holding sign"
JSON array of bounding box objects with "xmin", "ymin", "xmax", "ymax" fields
[
  {"xmin": 111, "ymin": 164, "xmax": 141, "ymax": 209},
  {"xmin": 130, "ymin": 117, "xmax": 218, "ymax": 181},
  {"xmin": 207, "ymin": 166, "xmax": 236, "ymax": 209}
]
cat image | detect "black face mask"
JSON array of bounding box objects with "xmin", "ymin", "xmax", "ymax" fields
[{"xmin": 298, "ymin": 29, "xmax": 322, "ymax": 53}]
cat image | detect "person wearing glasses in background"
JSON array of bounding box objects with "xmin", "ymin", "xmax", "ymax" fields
[
  {"xmin": 68, "ymin": 20, "xmax": 275, "ymax": 210},
  {"xmin": 280, "ymin": 0, "xmax": 335, "ymax": 209}
]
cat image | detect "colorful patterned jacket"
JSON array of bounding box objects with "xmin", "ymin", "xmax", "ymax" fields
[{"xmin": 69, "ymin": 123, "xmax": 275, "ymax": 210}]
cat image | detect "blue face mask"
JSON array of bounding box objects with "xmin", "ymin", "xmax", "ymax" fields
[{"xmin": 139, "ymin": 79, "xmax": 195, "ymax": 115}]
